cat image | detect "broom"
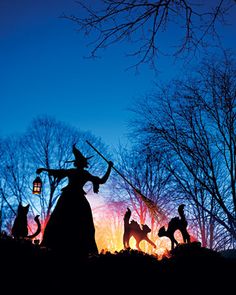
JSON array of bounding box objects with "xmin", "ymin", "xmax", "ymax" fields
[{"xmin": 86, "ymin": 140, "xmax": 161, "ymax": 221}]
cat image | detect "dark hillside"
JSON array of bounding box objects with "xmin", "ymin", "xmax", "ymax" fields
[{"xmin": 0, "ymin": 234, "xmax": 234, "ymax": 294}]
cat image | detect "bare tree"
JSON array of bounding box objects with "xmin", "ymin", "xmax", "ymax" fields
[
  {"xmin": 131, "ymin": 54, "xmax": 236, "ymax": 248},
  {"xmin": 22, "ymin": 115, "xmax": 110, "ymax": 222},
  {"xmin": 1, "ymin": 136, "xmax": 31, "ymax": 203},
  {"xmin": 63, "ymin": 0, "xmax": 236, "ymax": 69},
  {"xmin": 108, "ymin": 143, "xmax": 173, "ymax": 252},
  {"xmin": 0, "ymin": 138, "xmax": 4, "ymax": 232},
  {"xmin": 0, "ymin": 135, "xmax": 36, "ymax": 234},
  {"xmin": 0, "ymin": 115, "xmax": 110, "ymax": 237}
]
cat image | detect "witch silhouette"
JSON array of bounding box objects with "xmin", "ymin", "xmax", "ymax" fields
[{"xmin": 36, "ymin": 144, "xmax": 113, "ymax": 257}]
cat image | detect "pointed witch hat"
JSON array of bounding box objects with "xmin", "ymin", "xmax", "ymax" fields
[{"xmin": 65, "ymin": 144, "xmax": 93, "ymax": 167}]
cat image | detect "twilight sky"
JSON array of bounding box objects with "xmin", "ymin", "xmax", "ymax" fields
[{"xmin": 1, "ymin": 0, "xmax": 236, "ymax": 149}]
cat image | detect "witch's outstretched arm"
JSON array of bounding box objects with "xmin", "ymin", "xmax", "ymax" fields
[
  {"xmin": 36, "ymin": 167, "xmax": 68, "ymax": 179},
  {"xmin": 89, "ymin": 161, "xmax": 113, "ymax": 193},
  {"xmin": 99, "ymin": 161, "xmax": 113, "ymax": 184}
]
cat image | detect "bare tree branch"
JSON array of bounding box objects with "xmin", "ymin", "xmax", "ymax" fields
[
  {"xmin": 130, "ymin": 53, "xmax": 236, "ymax": 246},
  {"xmin": 62, "ymin": 0, "xmax": 236, "ymax": 69}
]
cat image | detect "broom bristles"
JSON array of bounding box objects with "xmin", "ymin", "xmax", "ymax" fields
[{"xmin": 134, "ymin": 189, "xmax": 162, "ymax": 221}]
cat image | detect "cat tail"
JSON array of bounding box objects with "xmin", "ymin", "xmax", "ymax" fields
[
  {"xmin": 27, "ymin": 215, "xmax": 41, "ymax": 239},
  {"xmin": 178, "ymin": 204, "xmax": 186, "ymax": 222},
  {"xmin": 124, "ymin": 207, "xmax": 131, "ymax": 227}
]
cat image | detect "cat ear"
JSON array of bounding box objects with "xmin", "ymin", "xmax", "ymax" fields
[{"xmin": 24, "ymin": 204, "xmax": 30, "ymax": 211}]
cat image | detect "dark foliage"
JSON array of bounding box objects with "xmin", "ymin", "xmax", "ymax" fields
[{"xmin": 0, "ymin": 233, "xmax": 235, "ymax": 294}]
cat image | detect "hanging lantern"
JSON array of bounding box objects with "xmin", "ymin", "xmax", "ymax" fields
[{"xmin": 32, "ymin": 176, "xmax": 42, "ymax": 195}]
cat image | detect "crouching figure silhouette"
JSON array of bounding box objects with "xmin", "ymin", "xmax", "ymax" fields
[{"xmin": 158, "ymin": 204, "xmax": 190, "ymax": 250}]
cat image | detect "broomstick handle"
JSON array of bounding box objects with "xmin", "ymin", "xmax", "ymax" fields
[
  {"xmin": 86, "ymin": 140, "xmax": 138, "ymax": 191},
  {"xmin": 86, "ymin": 141, "xmax": 160, "ymax": 219}
]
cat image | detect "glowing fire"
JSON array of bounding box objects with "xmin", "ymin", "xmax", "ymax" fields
[
  {"xmin": 28, "ymin": 195, "xmax": 197, "ymax": 258},
  {"xmin": 91, "ymin": 199, "xmax": 198, "ymax": 259},
  {"xmin": 92, "ymin": 203, "xmax": 186, "ymax": 259},
  {"xmin": 94, "ymin": 216, "xmax": 171, "ymax": 258},
  {"xmin": 95, "ymin": 222, "xmax": 197, "ymax": 259}
]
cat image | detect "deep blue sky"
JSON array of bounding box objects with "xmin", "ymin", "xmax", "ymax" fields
[{"xmin": 1, "ymin": 0, "xmax": 235, "ymax": 148}]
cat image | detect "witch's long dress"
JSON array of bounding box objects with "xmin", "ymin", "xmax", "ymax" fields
[{"xmin": 41, "ymin": 168, "xmax": 99, "ymax": 256}]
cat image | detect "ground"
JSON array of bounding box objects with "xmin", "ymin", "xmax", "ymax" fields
[{"xmin": 0, "ymin": 234, "xmax": 235, "ymax": 294}]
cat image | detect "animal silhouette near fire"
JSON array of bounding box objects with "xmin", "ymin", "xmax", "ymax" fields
[
  {"xmin": 158, "ymin": 204, "xmax": 190, "ymax": 250},
  {"xmin": 123, "ymin": 207, "xmax": 156, "ymax": 251}
]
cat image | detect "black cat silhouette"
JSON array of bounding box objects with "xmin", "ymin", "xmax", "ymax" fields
[
  {"xmin": 123, "ymin": 207, "xmax": 156, "ymax": 251},
  {"xmin": 11, "ymin": 203, "xmax": 41, "ymax": 240},
  {"xmin": 158, "ymin": 204, "xmax": 190, "ymax": 250}
]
